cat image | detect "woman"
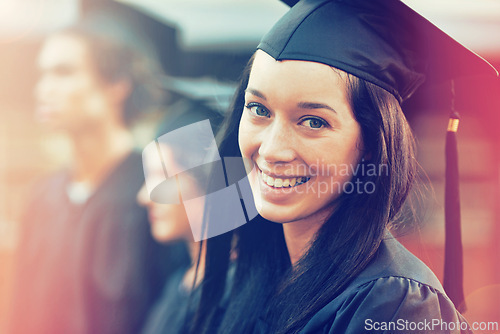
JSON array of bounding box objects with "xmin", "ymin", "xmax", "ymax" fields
[
  {"xmin": 192, "ymin": 0, "xmax": 497, "ymax": 333},
  {"xmin": 138, "ymin": 102, "xmax": 223, "ymax": 334}
]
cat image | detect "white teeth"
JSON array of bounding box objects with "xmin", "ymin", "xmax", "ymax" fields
[
  {"xmin": 282, "ymin": 179, "xmax": 290, "ymax": 187},
  {"xmin": 266, "ymin": 176, "xmax": 275, "ymax": 186},
  {"xmin": 260, "ymin": 170, "xmax": 310, "ymax": 188},
  {"xmin": 262, "ymin": 173, "xmax": 268, "ymax": 182},
  {"xmin": 274, "ymin": 178, "xmax": 283, "ymax": 188}
]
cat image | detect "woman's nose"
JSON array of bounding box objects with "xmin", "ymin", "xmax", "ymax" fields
[{"xmin": 258, "ymin": 119, "xmax": 296, "ymax": 164}]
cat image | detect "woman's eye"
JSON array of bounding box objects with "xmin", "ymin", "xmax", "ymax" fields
[
  {"xmin": 245, "ymin": 103, "xmax": 270, "ymax": 117},
  {"xmin": 301, "ymin": 118, "xmax": 327, "ymax": 129}
]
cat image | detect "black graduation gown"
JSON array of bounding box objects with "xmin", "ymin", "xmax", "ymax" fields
[
  {"xmin": 255, "ymin": 236, "xmax": 472, "ymax": 334},
  {"xmin": 141, "ymin": 263, "xmax": 235, "ymax": 334},
  {"xmin": 8, "ymin": 151, "xmax": 189, "ymax": 334},
  {"xmin": 141, "ymin": 267, "xmax": 194, "ymax": 334}
]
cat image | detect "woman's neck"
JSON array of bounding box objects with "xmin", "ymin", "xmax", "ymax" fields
[
  {"xmin": 69, "ymin": 122, "xmax": 133, "ymax": 187},
  {"xmin": 182, "ymin": 241, "xmax": 207, "ymax": 290},
  {"xmin": 282, "ymin": 210, "xmax": 332, "ymax": 266}
]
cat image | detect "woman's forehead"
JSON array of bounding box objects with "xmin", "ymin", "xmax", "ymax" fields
[
  {"xmin": 251, "ymin": 50, "xmax": 340, "ymax": 74},
  {"xmin": 247, "ymin": 50, "xmax": 350, "ymax": 103},
  {"xmin": 38, "ymin": 33, "xmax": 90, "ymax": 71}
]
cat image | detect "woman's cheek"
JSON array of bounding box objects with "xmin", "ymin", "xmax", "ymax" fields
[{"xmin": 238, "ymin": 117, "xmax": 257, "ymax": 158}]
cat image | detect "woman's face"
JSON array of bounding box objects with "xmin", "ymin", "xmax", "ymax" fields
[
  {"xmin": 238, "ymin": 50, "xmax": 364, "ymax": 225},
  {"xmin": 35, "ymin": 33, "xmax": 124, "ymax": 132},
  {"xmin": 137, "ymin": 144, "xmax": 200, "ymax": 243}
]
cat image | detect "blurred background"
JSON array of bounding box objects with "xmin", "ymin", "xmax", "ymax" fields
[{"xmin": 0, "ymin": 0, "xmax": 499, "ymax": 332}]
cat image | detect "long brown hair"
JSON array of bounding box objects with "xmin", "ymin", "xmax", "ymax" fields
[{"xmin": 192, "ymin": 55, "xmax": 417, "ymax": 334}]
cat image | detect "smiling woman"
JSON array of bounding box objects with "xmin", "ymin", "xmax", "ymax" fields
[
  {"xmin": 239, "ymin": 51, "xmax": 364, "ymax": 239},
  {"xmin": 190, "ymin": 0, "xmax": 497, "ymax": 333},
  {"xmin": 194, "ymin": 45, "xmax": 419, "ymax": 334}
]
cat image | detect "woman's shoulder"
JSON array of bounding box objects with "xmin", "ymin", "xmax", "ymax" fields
[
  {"xmin": 301, "ymin": 275, "xmax": 471, "ymax": 334},
  {"xmin": 300, "ymin": 237, "xmax": 472, "ymax": 334},
  {"xmin": 350, "ymin": 235, "xmax": 445, "ymax": 292}
]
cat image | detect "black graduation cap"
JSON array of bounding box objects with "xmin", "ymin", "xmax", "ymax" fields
[
  {"xmin": 80, "ymin": 0, "xmax": 180, "ymax": 74},
  {"xmin": 81, "ymin": 0, "xmax": 258, "ymax": 80},
  {"xmin": 258, "ymin": 0, "xmax": 497, "ymax": 103},
  {"xmin": 259, "ymin": 0, "xmax": 499, "ymax": 311}
]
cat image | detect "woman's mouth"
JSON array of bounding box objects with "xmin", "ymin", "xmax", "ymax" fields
[{"xmin": 259, "ymin": 169, "xmax": 311, "ymax": 188}]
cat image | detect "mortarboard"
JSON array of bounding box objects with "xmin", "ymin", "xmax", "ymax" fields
[{"xmin": 258, "ymin": 0, "xmax": 499, "ymax": 311}]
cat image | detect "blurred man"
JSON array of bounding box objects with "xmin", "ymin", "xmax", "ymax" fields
[{"xmin": 8, "ymin": 14, "xmax": 189, "ymax": 334}]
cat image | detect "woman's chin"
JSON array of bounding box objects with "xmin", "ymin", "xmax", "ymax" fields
[
  {"xmin": 256, "ymin": 198, "xmax": 337, "ymax": 226},
  {"xmin": 151, "ymin": 223, "xmax": 177, "ymax": 243},
  {"xmin": 257, "ymin": 205, "xmax": 301, "ymax": 224}
]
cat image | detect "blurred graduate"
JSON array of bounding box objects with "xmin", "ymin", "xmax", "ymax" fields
[
  {"xmin": 8, "ymin": 11, "xmax": 189, "ymax": 334},
  {"xmin": 137, "ymin": 98, "xmax": 223, "ymax": 334}
]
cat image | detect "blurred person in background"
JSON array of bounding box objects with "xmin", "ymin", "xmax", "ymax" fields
[
  {"xmin": 8, "ymin": 13, "xmax": 189, "ymax": 334},
  {"xmin": 138, "ymin": 103, "xmax": 223, "ymax": 334}
]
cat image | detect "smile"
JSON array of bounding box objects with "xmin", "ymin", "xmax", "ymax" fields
[{"xmin": 260, "ymin": 169, "xmax": 311, "ymax": 188}]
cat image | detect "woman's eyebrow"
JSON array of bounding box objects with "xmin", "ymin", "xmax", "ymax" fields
[
  {"xmin": 245, "ymin": 88, "xmax": 337, "ymax": 114},
  {"xmin": 245, "ymin": 88, "xmax": 267, "ymax": 100},
  {"xmin": 297, "ymin": 102, "xmax": 337, "ymax": 114}
]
